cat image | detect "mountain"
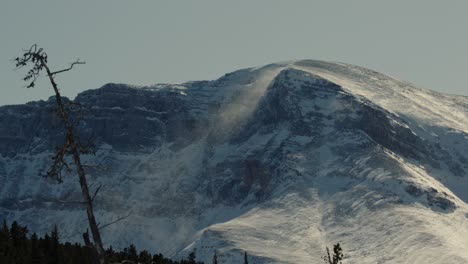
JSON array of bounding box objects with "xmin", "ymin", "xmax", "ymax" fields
[{"xmin": 0, "ymin": 60, "xmax": 467, "ymax": 263}]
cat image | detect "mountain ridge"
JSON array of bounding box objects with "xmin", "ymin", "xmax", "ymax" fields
[{"xmin": 0, "ymin": 60, "xmax": 467, "ymax": 263}]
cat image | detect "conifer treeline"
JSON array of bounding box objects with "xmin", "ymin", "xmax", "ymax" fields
[
  {"xmin": 0, "ymin": 220, "xmax": 203, "ymax": 264},
  {"xmin": 1, "ymin": 219, "xmax": 340, "ymax": 263}
]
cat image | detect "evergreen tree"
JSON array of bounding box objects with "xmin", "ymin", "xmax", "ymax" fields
[
  {"xmin": 332, "ymin": 243, "xmax": 344, "ymax": 264},
  {"xmin": 9, "ymin": 221, "xmax": 28, "ymax": 264},
  {"xmin": 323, "ymin": 243, "xmax": 344, "ymax": 264},
  {"xmin": 128, "ymin": 244, "xmax": 138, "ymax": 262},
  {"xmin": 187, "ymin": 251, "xmax": 197, "ymax": 264},
  {"xmin": 30, "ymin": 233, "xmax": 41, "ymax": 264},
  {"xmin": 139, "ymin": 250, "xmax": 152, "ymax": 263},
  {"xmin": 40, "ymin": 233, "xmax": 51, "ymax": 263},
  {"xmin": 152, "ymin": 253, "xmax": 166, "ymax": 264},
  {"xmin": 0, "ymin": 220, "xmax": 12, "ymax": 264},
  {"xmin": 212, "ymin": 250, "xmax": 218, "ymax": 264},
  {"xmin": 10, "ymin": 221, "xmax": 28, "ymax": 247},
  {"xmin": 107, "ymin": 245, "xmax": 120, "ymax": 263},
  {"xmin": 48, "ymin": 225, "xmax": 61, "ymax": 264},
  {"xmin": 0, "ymin": 220, "xmax": 10, "ymax": 258}
]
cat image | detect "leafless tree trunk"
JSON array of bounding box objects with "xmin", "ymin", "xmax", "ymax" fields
[{"xmin": 15, "ymin": 45, "xmax": 106, "ymax": 264}]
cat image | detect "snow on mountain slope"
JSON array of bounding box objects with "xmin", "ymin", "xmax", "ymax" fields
[
  {"xmin": 0, "ymin": 60, "xmax": 467, "ymax": 263},
  {"xmin": 294, "ymin": 60, "xmax": 467, "ymax": 132}
]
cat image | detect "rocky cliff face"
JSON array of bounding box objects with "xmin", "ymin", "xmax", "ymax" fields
[{"xmin": 1, "ymin": 60, "xmax": 467, "ymax": 263}]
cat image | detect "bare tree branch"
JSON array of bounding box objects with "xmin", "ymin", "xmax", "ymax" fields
[
  {"xmin": 98, "ymin": 212, "xmax": 132, "ymax": 231},
  {"xmin": 51, "ymin": 59, "xmax": 86, "ymax": 75},
  {"xmin": 91, "ymin": 184, "xmax": 102, "ymax": 202}
]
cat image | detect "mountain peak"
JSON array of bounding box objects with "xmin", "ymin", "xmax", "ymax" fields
[{"xmin": 1, "ymin": 61, "xmax": 467, "ymax": 263}]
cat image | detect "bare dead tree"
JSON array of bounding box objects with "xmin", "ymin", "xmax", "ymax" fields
[{"xmin": 14, "ymin": 44, "xmax": 106, "ymax": 264}]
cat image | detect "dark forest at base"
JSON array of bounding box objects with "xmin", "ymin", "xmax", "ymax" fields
[
  {"xmin": 0, "ymin": 219, "xmax": 206, "ymax": 264},
  {"xmin": 0, "ymin": 219, "xmax": 343, "ymax": 264}
]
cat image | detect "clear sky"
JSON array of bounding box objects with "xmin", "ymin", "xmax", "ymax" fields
[{"xmin": 1, "ymin": 1, "xmax": 467, "ymax": 105}]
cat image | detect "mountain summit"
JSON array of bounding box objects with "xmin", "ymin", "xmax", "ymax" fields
[{"xmin": 1, "ymin": 60, "xmax": 467, "ymax": 263}]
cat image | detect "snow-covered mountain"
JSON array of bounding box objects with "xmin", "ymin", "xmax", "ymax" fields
[{"xmin": 1, "ymin": 60, "xmax": 467, "ymax": 263}]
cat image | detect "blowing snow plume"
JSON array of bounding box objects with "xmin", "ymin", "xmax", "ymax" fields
[{"xmin": 209, "ymin": 64, "xmax": 287, "ymax": 141}]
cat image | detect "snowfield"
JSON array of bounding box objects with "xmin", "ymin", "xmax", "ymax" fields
[{"xmin": 0, "ymin": 60, "xmax": 467, "ymax": 263}]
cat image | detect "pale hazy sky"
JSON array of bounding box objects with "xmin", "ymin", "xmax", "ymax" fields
[{"xmin": 1, "ymin": 1, "xmax": 467, "ymax": 105}]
